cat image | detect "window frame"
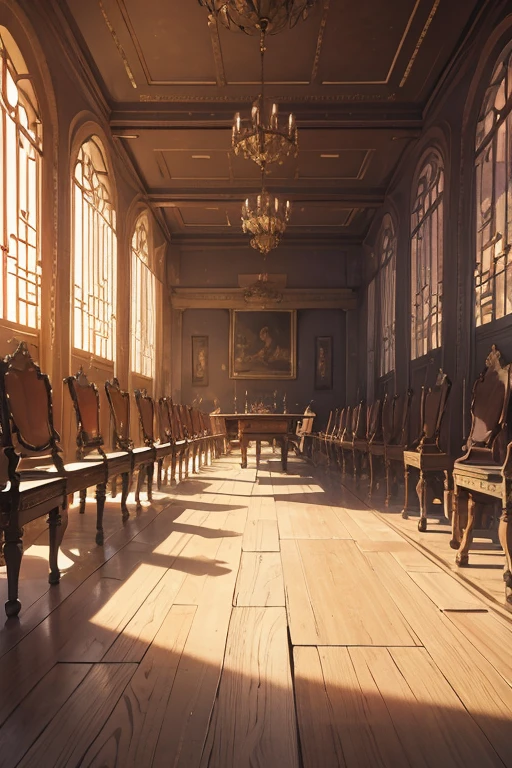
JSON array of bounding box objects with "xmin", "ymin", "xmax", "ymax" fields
[
  {"xmin": 376, "ymin": 214, "xmax": 396, "ymax": 378},
  {"xmin": 410, "ymin": 149, "xmax": 445, "ymax": 361},
  {"xmin": 130, "ymin": 212, "xmax": 156, "ymax": 380}
]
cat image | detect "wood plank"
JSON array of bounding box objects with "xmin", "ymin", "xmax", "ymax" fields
[
  {"xmin": 389, "ymin": 647, "xmax": 503, "ymax": 768},
  {"xmin": 201, "ymin": 608, "xmax": 299, "ymax": 768},
  {"xmin": 174, "ymin": 508, "xmax": 246, "ymax": 605},
  {"xmin": 102, "ymin": 566, "xmax": 188, "ymax": 662},
  {"xmin": 446, "ymin": 611, "xmax": 512, "ymax": 687},
  {"xmin": 409, "ymin": 571, "xmax": 488, "ymax": 612},
  {"xmin": 355, "ymin": 540, "xmax": 413, "ymax": 553},
  {"xmin": 57, "ymin": 562, "xmax": 169, "ymax": 662},
  {"xmin": 242, "ymin": 519, "xmax": 280, "ymax": 551},
  {"xmin": 281, "ymin": 540, "xmax": 418, "ymax": 646},
  {"xmin": 391, "ymin": 546, "xmax": 440, "ymax": 572},
  {"xmin": 338, "ymin": 507, "xmax": 403, "ymax": 541},
  {"xmin": 18, "ymin": 663, "xmax": 137, "ymax": 768},
  {"xmin": 150, "ymin": 534, "xmax": 242, "ymax": 768},
  {"xmin": 0, "ymin": 663, "xmax": 92, "ymax": 768},
  {"xmin": 247, "ymin": 496, "xmax": 277, "ymax": 521},
  {"xmin": 80, "ymin": 606, "xmax": 195, "ymax": 767},
  {"xmin": 368, "ymin": 552, "xmax": 512, "ymax": 766},
  {"xmin": 293, "ymin": 647, "xmax": 346, "ymax": 768},
  {"xmin": 234, "ymin": 552, "xmax": 285, "ymax": 607},
  {"xmin": 276, "ymin": 502, "xmax": 352, "ymax": 539}
]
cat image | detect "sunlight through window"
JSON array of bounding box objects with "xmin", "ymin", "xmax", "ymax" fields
[{"xmin": 131, "ymin": 213, "xmax": 156, "ymax": 378}]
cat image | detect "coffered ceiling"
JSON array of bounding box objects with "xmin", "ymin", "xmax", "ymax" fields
[{"xmin": 58, "ymin": 0, "xmax": 485, "ymax": 243}]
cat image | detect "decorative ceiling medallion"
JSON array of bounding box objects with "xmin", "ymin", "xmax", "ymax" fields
[{"xmin": 197, "ymin": 1, "xmax": 317, "ymax": 36}]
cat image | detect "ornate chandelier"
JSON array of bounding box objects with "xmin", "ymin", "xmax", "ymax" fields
[
  {"xmin": 230, "ymin": 17, "xmax": 298, "ymax": 168},
  {"xmin": 241, "ymin": 182, "xmax": 291, "ymax": 255},
  {"xmin": 197, "ymin": 1, "xmax": 317, "ymax": 35}
]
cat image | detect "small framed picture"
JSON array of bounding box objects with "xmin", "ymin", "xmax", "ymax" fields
[
  {"xmin": 315, "ymin": 336, "xmax": 332, "ymax": 390},
  {"xmin": 192, "ymin": 336, "xmax": 209, "ymax": 386}
]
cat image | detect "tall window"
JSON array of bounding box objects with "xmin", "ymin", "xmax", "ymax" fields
[
  {"xmin": 72, "ymin": 136, "xmax": 117, "ymax": 361},
  {"xmin": 474, "ymin": 41, "xmax": 512, "ymax": 326},
  {"xmin": 0, "ymin": 29, "xmax": 42, "ymax": 329},
  {"xmin": 131, "ymin": 214, "xmax": 155, "ymax": 378},
  {"xmin": 377, "ymin": 214, "xmax": 396, "ymax": 377},
  {"xmin": 410, "ymin": 151, "xmax": 444, "ymax": 359}
]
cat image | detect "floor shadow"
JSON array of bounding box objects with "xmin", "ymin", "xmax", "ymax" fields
[
  {"xmin": 168, "ymin": 500, "xmax": 247, "ymax": 513},
  {"xmin": 166, "ymin": 522, "xmax": 242, "ymax": 539}
]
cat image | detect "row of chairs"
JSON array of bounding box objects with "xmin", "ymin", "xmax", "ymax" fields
[
  {"xmin": 310, "ymin": 345, "xmax": 512, "ymax": 604},
  {"xmin": 0, "ymin": 342, "xmax": 225, "ymax": 617}
]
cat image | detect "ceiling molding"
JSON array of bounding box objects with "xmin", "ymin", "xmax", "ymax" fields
[
  {"xmin": 170, "ymin": 287, "xmax": 358, "ymax": 311},
  {"xmin": 169, "ymin": 233, "xmax": 364, "ymax": 248},
  {"xmin": 149, "ymin": 190, "xmax": 385, "ymax": 207}
]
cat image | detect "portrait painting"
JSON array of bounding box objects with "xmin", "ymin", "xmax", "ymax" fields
[
  {"xmin": 229, "ymin": 310, "xmax": 296, "ymax": 380},
  {"xmin": 315, "ymin": 336, "xmax": 332, "ymax": 390},
  {"xmin": 192, "ymin": 335, "xmax": 209, "ymax": 386}
]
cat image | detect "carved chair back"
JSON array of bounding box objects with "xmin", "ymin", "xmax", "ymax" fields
[
  {"xmin": 381, "ymin": 393, "xmax": 394, "ymax": 445},
  {"xmin": 179, "ymin": 404, "xmax": 192, "ymax": 437},
  {"xmin": 157, "ymin": 397, "xmax": 173, "ymax": 443},
  {"xmin": 190, "ymin": 407, "xmax": 202, "ymax": 436},
  {"xmin": 0, "ymin": 342, "xmax": 62, "ymax": 470},
  {"xmin": 341, "ymin": 406, "xmax": 353, "ymax": 441},
  {"xmin": 105, "ymin": 378, "xmax": 133, "ymax": 451},
  {"xmin": 202, "ymin": 411, "xmax": 213, "ymax": 435},
  {"xmin": 335, "ymin": 407, "xmax": 347, "ymax": 439},
  {"xmin": 323, "ymin": 410, "xmax": 333, "ymax": 436},
  {"xmin": 353, "ymin": 402, "xmax": 367, "ymax": 440},
  {"xmin": 172, "ymin": 403, "xmax": 186, "ymax": 440},
  {"xmin": 416, "ymin": 370, "xmax": 451, "ymax": 449},
  {"xmin": 462, "ymin": 346, "xmax": 511, "ymax": 464},
  {"xmin": 65, "ymin": 368, "xmax": 104, "ymax": 458},
  {"xmin": 368, "ymin": 398, "xmax": 384, "ymax": 443},
  {"xmin": 389, "ymin": 391, "xmax": 412, "ymax": 446},
  {"xmin": 134, "ymin": 389, "xmax": 156, "ymax": 446},
  {"xmin": 329, "ymin": 408, "xmax": 339, "ymax": 437}
]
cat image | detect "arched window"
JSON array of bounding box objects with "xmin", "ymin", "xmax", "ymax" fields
[
  {"xmin": 377, "ymin": 214, "xmax": 396, "ymax": 377},
  {"xmin": 474, "ymin": 41, "xmax": 512, "ymax": 326},
  {"xmin": 410, "ymin": 150, "xmax": 444, "ymax": 360},
  {"xmin": 72, "ymin": 136, "xmax": 117, "ymax": 361},
  {"xmin": 0, "ymin": 29, "xmax": 42, "ymax": 329},
  {"xmin": 131, "ymin": 214, "xmax": 155, "ymax": 378}
]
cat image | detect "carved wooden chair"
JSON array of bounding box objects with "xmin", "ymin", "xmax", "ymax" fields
[
  {"xmin": 368, "ymin": 393, "xmax": 392, "ymax": 499},
  {"xmin": 402, "ymin": 370, "xmax": 452, "ymax": 531},
  {"xmin": 190, "ymin": 406, "xmax": 208, "ymax": 469},
  {"xmin": 383, "ymin": 391, "xmax": 413, "ymax": 506},
  {"xmin": 353, "ymin": 399, "xmax": 383, "ymax": 489},
  {"xmin": 289, "ymin": 404, "xmax": 316, "ymax": 456},
  {"xmin": 210, "ymin": 413, "xmax": 228, "ymax": 457},
  {"xmin": 0, "ymin": 343, "xmax": 69, "ymax": 616},
  {"xmin": 450, "ymin": 347, "xmax": 512, "ymax": 590},
  {"xmin": 172, "ymin": 402, "xmax": 191, "ymax": 479},
  {"xmin": 134, "ymin": 389, "xmax": 172, "ymax": 494},
  {"xmin": 104, "ymin": 378, "xmax": 155, "ymax": 503},
  {"xmin": 341, "ymin": 402, "xmax": 365, "ymax": 480},
  {"xmin": 336, "ymin": 406, "xmax": 352, "ymax": 473},
  {"xmin": 65, "ymin": 368, "xmax": 134, "ymax": 538},
  {"xmin": 157, "ymin": 396, "xmax": 187, "ymax": 484},
  {"xmin": 179, "ymin": 403, "xmax": 202, "ymax": 474}
]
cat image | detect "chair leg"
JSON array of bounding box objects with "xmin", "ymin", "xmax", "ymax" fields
[
  {"xmin": 147, "ymin": 462, "xmax": 154, "ymax": 501},
  {"xmin": 95, "ymin": 483, "xmax": 106, "ymax": 545},
  {"xmin": 417, "ymin": 470, "xmax": 428, "ymax": 532},
  {"xmin": 185, "ymin": 447, "xmax": 190, "ymax": 479},
  {"xmin": 157, "ymin": 459, "xmax": 163, "ymax": 490},
  {"xmin": 401, "ymin": 464, "xmax": 410, "ymax": 519},
  {"xmin": 3, "ymin": 521, "xmax": 23, "ymax": 617},
  {"xmin": 456, "ymin": 493, "xmax": 476, "ymax": 567},
  {"xmin": 121, "ymin": 472, "xmax": 130, "ymax": 521},
  {"xmin": 79, "ymin": 488, "xmax": 87, "ymax": 514},
  {"xmin": 48, "ymin": 505, "xmax": 68, "ymax": 584},
  {"xmin": 135, "ymin": 467, "xmax": 143, "ymax": 507}
]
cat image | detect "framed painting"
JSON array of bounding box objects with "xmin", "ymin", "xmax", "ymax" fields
[
  {"xmin": 315, "ymin": 336, "xmax": 332, "ymax": 390},
  {"xmin": 192, "ymin": 335, "xmax": 209, "ymax": 386},
  {"xmin": 229, "ymin": 310, "xmax": 297, "ymax": 380}
]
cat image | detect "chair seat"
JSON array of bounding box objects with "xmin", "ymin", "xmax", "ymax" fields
[
  {"xmin": 154, "ymin": 442, "xmax": 172, "ymax": 459},
  {"xmin": 369, "ymin": 441, "xmax": 385, "ymax": 456},
  {"xmin": 385, "ymin": 444, "xmax": 405, "ymax": 461},
  {"xmin": 353, "ymin": 438, "xmax": 368, "ymax": 452},
  {"xmin": 17, "ymin": 475, "xmax": 67, "ymax": 522},
  {"xmin": 453, "ymin": 460, "xmax": 503, "ymax": 482},
  {"xmin": 404, "ymin": 449, "xmax": 453, "ymax": 471}
]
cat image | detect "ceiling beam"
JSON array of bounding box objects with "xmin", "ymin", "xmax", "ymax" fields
[{"xmin": 149, "ymin": 191, "xmax": 385, "ymax": 207}]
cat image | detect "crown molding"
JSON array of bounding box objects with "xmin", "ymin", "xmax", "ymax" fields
[{"xmin": 170, "ymin": 286, "xmax": 357, "ymax": 311}]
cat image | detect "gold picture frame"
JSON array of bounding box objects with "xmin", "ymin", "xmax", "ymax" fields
[{"xmin": 229, "ymin": 309, "xmax": 297, "ymax": 380}]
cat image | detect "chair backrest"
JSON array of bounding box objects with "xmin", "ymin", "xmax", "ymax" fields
[
  {"xmin": 105, "ymin": 378, "xmax": 133, "ymax": 451},
  {"xmin": 157, "ymin": 397, "xmax": 173, "ymax": 443},
  {"xmin": 324, "ymin": 410, "xmax": 334, "ymax": 436},
  {"xmin": 368, "ymin": 398, "xmax": 383, "ymax": 442},
  {"xmin": 465, "ymin": 346, "xmax": 511, "ymax": 459},
  {"xmin": 172, "ymin": 402, "xmax": 186, "ymax": 440},
  {"xmin": 179, "ymin": 404, "xmax": 192, "ymax": 437},
  {"xmin": 329, "ymin": 408, "xmax": 339, "ymax": 437},
  {"xmin": 65, "ymin": 368, "xmax": 104, "ymax": 456},
  {"xmin": 381, "ymin": 393, "xmax": 394, "ymax": 444},
  {"xmin": 417, "ymin": 370, "xmax": 451, "ymax": 448},
  {"xmin": 389, "ymin": 391, "xmax": 412, "ymax": 445},
  {"xmin": 335, "ymin": 407, "xmax": 347, "ymax": 439},
  {"xmin": 134, "ymin": 389, "xmax": 156, "ymax": 445},
  {"xmin": 342, "ymin": 405, "xmax": 353, "ymax": 441},
  {"xmin": 353, "ymin": 402, "xmax": 367, "ymax": 439},
  {"xmin": 190, "ymin": 406, "xmax": 202, "ymax": 436},
  {"xmin": 0, "ymin": 342, "xmax": 62, "ymax": 469}
]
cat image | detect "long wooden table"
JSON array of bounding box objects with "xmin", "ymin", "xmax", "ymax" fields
[{"xmin": 216, "ymin": 413, "xmax": 304, "ymax": 470}]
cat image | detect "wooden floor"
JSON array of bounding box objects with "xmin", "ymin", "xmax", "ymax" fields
[{"xmin": 2, "ymin": 448, "xmax": 512, "ymax": 767}]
